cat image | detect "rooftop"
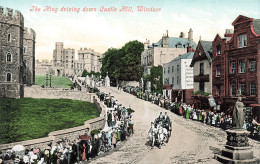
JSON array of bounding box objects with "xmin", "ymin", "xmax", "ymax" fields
[
  {"xmin": 171, "ymin": 52, "xmax": 194, "ymax": 62},
  {"xmin": 200, "ymin": 40, "xmax": 213, "ymax": 63},
  {"xmin": 149, "ymin": 37, "xmax": 197, "ymax": 49},
  {"xmin": 253, "ymin": 19, "xmax": 260, "ymax": 35}
]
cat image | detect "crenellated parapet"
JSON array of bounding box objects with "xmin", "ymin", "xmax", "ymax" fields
[
  {"xmin": 24, "ymin": 27, "xmax": 36, "ymax": 41},
  {"xmin": 0, "ymin": 6, "xmax": 24, "ymax": 28}
]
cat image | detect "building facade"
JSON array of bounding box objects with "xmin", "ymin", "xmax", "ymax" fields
[
  {"xmin": 53, "ymin": 42, "xmax": 75, "ymax": 76},
  {"xmin": 0, "ymin": 7, "xmax": 35, "ymax": 98},
  {"xmin": 141, "ymin": 29, "xmax": 196, "ymax": 91},
  {"xmin": 212, "ymin": 15, "xmax": 260, "ymax": 109},
  {"xmin": 44, "ymin": 43, "xmax": 103, "ymax": 77},
  {"xmin": 163, "ymin": 52, "xmax": 194, "ymax": 104},
  {"xmin": 35, "ymin": 59, "xmax": 53, "ymax": 76},
  {"xmin": 75, "ymin": 48, "xmax": 102, "ymax": 76},
  {"xmin": 190, "ymin": 40, "xmax": 213, "ymax": 109}
]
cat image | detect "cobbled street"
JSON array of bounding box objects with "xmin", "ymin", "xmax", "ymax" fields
[{"xmin": 89, "ymin": 87, "xmax": 260, "ymax": 164}]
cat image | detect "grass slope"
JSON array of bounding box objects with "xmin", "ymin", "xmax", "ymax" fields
[
  {"xmin": 35, "ymin": 75, "xmax": 74, "ymax": 88},
  {"xmin": 0, "ymin": 98, "xmax": 99, "ymax": 144}
]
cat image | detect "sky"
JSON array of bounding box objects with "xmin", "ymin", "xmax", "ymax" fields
[{"xmin": 1, "ymin": 0, "xmax": 260, "ymax": 60}]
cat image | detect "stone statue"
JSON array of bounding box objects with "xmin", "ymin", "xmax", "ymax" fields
[{"xmin": 232, "ymin": 92, "xmax": 245, "ymax": 129}]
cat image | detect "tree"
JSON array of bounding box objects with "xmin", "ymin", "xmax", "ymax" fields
[
  {"xmin": 143, "ymin": 66, "xmax": 163, "ymax": 93},
  {"xmin": 100, "ymin": 40, "xmax": 144, "ymax": 82},
  {"xmin": 81, "ymin": 69, "xmax": 88, "ymax": 77}
]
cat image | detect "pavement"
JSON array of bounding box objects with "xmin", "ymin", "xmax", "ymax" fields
[{"xmin": 87, "ymin": 87, "xmax": 260, "ymax": 164}]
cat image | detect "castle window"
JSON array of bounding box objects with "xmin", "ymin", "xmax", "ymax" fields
[
  {"xmin": 6, "ymin": 53, "xmax": 12, "ymax": 62},
  {"xmin": 238, "ymin": 34, "xmax": 247, "ymax": 48},
  {"xmin": 23, "ymin": 47, "xmax": 26, "ymax": 54},
  {"xmin": 7, "ymin": 73, "xmax": 11, "ymax": 82},
  {"xmin": 8, "ymin": 33, "xmax": 11, "ymax": 42}
]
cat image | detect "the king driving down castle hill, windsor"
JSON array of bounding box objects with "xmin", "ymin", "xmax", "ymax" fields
[{"xmin": 0, "ymin": 0, "xmax": 260, "ymax": 163}]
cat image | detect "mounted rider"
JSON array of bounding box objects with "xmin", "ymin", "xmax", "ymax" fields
[{"xmin": 163, "ymin": 112, "xmax": 170, "ymax": 124}]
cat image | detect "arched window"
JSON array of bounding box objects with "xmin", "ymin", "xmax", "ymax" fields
[
  {"xmin": 7, "ymin": 73, "xmax": 11, "ymax": 82},
  {"xmin": 6, "ymin": 53, "xmax": 12, "ymax": 62},
  {"xmin": 8, "ymin": 33, "xmax": 11, "ymax": 42}
]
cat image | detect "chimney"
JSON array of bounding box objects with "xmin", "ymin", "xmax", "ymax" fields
[
  {"xmin": 187, "ymin": 44, "xmax": 192, "ymax": 53},
  {"xmin": 144, "ymin": 39, "xmax": 150, "ymax": 50},
  {"xmin": 188, "ymin": 28, "xmax": 193, "ymax": 41},
  {"xmin": 224, "ymin": 29, "xmax": 233, "ymax": 37},
  {"xmin": 179, "ymin": 32, "xmax": 185, "ymax": 38},
  {"xmin": 162, "ymin": 30, "xmax": 169, "ymax": 48}
]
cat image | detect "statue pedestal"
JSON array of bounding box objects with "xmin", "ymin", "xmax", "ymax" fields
[{"xmin": 216, "ymin": 129, "xmax": 259, "ymax": 164}]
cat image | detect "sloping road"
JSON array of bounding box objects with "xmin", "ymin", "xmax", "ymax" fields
[{"xmin": 89, "ymin": 87, "xmax": 260, "ymax": 164}]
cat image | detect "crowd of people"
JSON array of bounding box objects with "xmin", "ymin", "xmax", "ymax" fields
[
  {"xmin": 123, "ymin": 85, "xmax": 260, "ymax": 139},
  {"xmin": 0, "ymin": 90, "xmax": 134, "ymax": 164}
]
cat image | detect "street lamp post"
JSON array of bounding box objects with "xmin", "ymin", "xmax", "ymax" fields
[
  {"xmin": 46, "ymin": 74, "xmax": 48, "ymax": 87},
  {"xmin": 50, "ymin": 74, "xmax": 52, "ymax": 88}
]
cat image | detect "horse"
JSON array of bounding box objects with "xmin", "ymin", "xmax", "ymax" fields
[{"xmin": 149, "ymin": 122, "xmax": 169, "ymax": 149}]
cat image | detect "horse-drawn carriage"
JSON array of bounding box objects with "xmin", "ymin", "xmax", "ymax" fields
[{"xmin": 148, "ymin": 117, "xmax": 172, "ymax": 149}]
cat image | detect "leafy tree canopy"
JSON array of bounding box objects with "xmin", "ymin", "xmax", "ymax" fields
[
  {"xmin": 101, "ymin": 40, "xmax": 144, "ymax": 81},
  {"xmin": 143, "ymin": 66, "xmax": 163, "ymax": 93}
]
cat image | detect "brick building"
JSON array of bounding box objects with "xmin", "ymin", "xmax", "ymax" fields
[
  {"xmin": 212, "ymin": 15, "xmax": 260, "ymax": 110},
  {"xmin": 0, "ymin": 7, "xmax": 36, "ymax": 98}
]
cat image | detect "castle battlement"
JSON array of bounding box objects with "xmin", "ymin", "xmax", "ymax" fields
[
  {"xmin": 0, "ymin": 7, "xmax": 24, "ymax": 27},
  {"xmin": 78, "ymin": 48, "xmax": 96, "ymax": 54},
  {"xmin": 24, "ymin": 27, "xmax": 36, "ymax": 41}
]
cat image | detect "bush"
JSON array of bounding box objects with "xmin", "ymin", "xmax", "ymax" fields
[
  {"xmin": 90, "ymin": 129, "xmax": 100, "ymax": 137},
  {"xmin": 191, "ymin": 90, "xmax": 210, "ymax": 96}
]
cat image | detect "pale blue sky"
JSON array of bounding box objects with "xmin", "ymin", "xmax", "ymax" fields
[{"xmin": 1, "ymin": 0, "xmax": 260, "ymax": 60}]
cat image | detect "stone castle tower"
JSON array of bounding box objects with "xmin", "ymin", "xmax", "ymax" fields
[
  {"xmin": 53, "ymin": 42, "xmax": 75, "ymax": 76},
  {"xmin": 23, "ymin": 27, "xmax": 36, "ymax": 86},
  {"xmin": 0, "ymin": 7, "xmax": 36, "ymax": 98}
]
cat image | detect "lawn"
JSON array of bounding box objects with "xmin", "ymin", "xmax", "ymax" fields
[
  {"xmin": 0, "ymin": 98, "xmax": 99, "ymax": 144},
  {"xmin": 35, "ymin": 75, "xmax": 74, "ymax": 88}
]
